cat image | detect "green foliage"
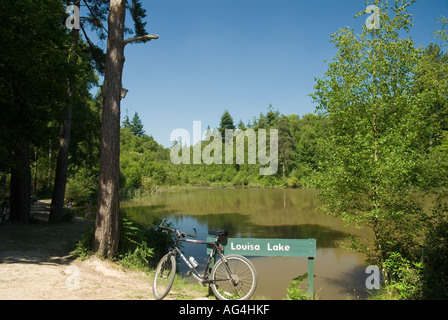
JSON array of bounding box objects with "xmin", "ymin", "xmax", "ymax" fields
[
  {"xmin": 219, "ymin": 110, "xmax": 235, "ymax": 142},
  {"xmin": 374, "ymin": 252, "xmax": 423, "ymax": 300},
  {"xmin": 119, "ymin": 217, "xmax": 153, "ymax": 270},
  {"xmin": 75, "ymin": 214, "xmax": 156, "ymax": 270},
  {"xmin": 119, "ymin": 126, "xmax": 168, "ymax": 193},
  {"xmin": 118, "ymin": 239, "xmax": 153, "ymax": 271},
  {"xmin": 127, "ymin": 0, "xmax": 150, "ymax": 40},
  {"xmin": 434, "ymin": 16, "xmax": 448, "ymax": 47},
  {"xmin": 422, "ymin": 202, "xmax": 448, "ymax": 299},
  {"xmin": 0, "ymin": 0, "xmax": 72, "ymax": 170},
  {"xmin": 290, "ymin": 113, "xmax": 328, "ymax": 185},
  {"xmin": 61, "ymin": 208, "xmax": 76, "ymax": 223},
  {"xmin": 311, "ymin": 0, "xmax": 435, "ymax": 266},
  {"xmin": 117, "ymin": 102, "xmax": 333, "ymax": 195},
  {"xmin": 118, "ymin": 216, "xmax": 177, "ymax": 270},
  {"xmin": 68, "ymin": 96, "xmax": 101, "ymax": 174},
  {"xmin": 119, "ymin": 216, "xmax": 149, "ymax": 253},
  {"xmin": 65, "ymin": 167, "xmax": 98, "ymax": 205},
  {"xmin": 414, "ymin": 40, "xmax": 448, "ymax": 299},
  {"xmin": 0, "ymin": 0, "xmax": 102, "ymax": 215},
  {"xmin": 123, "ymin": 111, "xmax": 146, "ymax": 137},
  {"xmin": 308, "ymin": 1, "xmax": 448, "ymax": 299},
  {"xmin": 145, "ymin": 218, "xmax": 176, "ymax": 265},
  {"xmin": 72, "ymin": 226, "xmax": 95, "ymax": 260},
  {"xmin": 284, "ymin": 273, "xmax": 310, "ymax": 300},
  {"xmin": 119, "ymin": 106, "xmax": 324, "ymax": 193},
  {"xmin": 72, "ymin": 215, "xmax": 172, "ymax": 270},
  {"xmin": 116, "ymin": 103, "xmax": 332, "ymax": 196},
  {"xmin": 277, "ymin": 115, "xmax": 295, "ymax": 178}
]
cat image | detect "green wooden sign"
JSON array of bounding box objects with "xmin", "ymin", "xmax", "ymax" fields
[
  {"xmin": 222, "ymin": 238, "xmax": 316, "ymax": 258},
  {"xmin": 207, "ymin": 237, "xmax": 316, "ymax": 298}
]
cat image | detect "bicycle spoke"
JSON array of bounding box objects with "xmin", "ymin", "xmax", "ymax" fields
[
  {"xmin": 211, "ymin": 255, "xmax": 257, "ymax": 300},
  {"xmin": 152, "ymin": 253, "xmax": 176, "ymax": 300}
]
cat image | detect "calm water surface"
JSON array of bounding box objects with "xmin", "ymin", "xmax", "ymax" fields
[{"xmin": 122, "ymin": 188, "xmax": 371, "ymax": 300}]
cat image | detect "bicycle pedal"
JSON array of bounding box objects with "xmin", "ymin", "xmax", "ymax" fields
[{"xmin": 186, "ymin": 270, "xmax": 192, "ymax": 277}]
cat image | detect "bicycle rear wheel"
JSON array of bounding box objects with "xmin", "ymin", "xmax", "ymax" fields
[
  {"xmin": 152, "ymin": 253, "xmax": 176, "ymax": 300},
  {"xmin": 210, "ymin": 254, "xmax": 257, "ymax": 300}
]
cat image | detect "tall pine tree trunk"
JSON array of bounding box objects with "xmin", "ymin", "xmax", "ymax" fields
[
  {"xmin": 49, "ymin": 5, "xmax": 80, "ymax": 223},
  {"xmin": 49, "ymin": 97, "xmax": 73, "ymax": 223},
  {"xmin": 10, "ymin": 138, "xmax": 31, "ymax": 224},
  {"xmin": 93, "ymin": 0, "xmax": 126, "ymax": 259}
]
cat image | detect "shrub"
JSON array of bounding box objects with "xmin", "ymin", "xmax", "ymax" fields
[
  {"xmin": 66, "ymin": 167, "xmax": 97, "ymax": 205},
  {"xmin": 118, "ymin": 216, "xmax": 174, "ymax": 270},
  {"xmin": 375, "ymin": 252, "xmax": 423, "ymax": 300},
  {"xmin": 72, "ymin": 216, "xmax": 174, "ymax": 271},
  {"xmin": 72, "ymin": 226, "xmax": 95, "ymax": 260},
  {"xmin": 119, "ymin": 241, "xmax": 153, "ymax": 271},
  {"xmin": 61, "ymin": 208, "xmax": 76, "ymax": 222},
  {"xmin": 284, "ymin": 273, "xmax": 310, "ymax": 300},
  {"xmin": 423, "ymin": 208, "xmax": 448, "ymax": 299}
]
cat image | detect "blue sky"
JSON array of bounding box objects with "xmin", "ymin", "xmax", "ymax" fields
[{"xmin": 94, "ymin": 0, "xmax": 447, "ymax": 147}]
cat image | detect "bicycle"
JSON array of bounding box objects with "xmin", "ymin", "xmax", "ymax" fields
[{"xmin": 152, "ymin": 219, "xmax": 257, "ymax": 300}]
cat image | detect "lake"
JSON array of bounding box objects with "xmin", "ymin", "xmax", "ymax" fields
[{"xmin": 121, "ymin": 188, "xmax": 372, "ymax": 300}]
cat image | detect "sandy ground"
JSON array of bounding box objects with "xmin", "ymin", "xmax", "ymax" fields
[
  {"xmin": 0, "ymin": 200, "xmax": 206, "ymax": 300},
  {"xmin": 0, "ymin": 253, "xmax": 153, "ymax": 300}
]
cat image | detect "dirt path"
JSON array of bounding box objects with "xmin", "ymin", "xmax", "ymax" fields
[{"xmin": 0, "ymin": 200, "xmax": 206, "ymax": 300}]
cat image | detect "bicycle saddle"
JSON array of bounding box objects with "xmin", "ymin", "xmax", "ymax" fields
[{"xmin": 208, "ymin": 230, "xmax": 228, "ymax": 237}]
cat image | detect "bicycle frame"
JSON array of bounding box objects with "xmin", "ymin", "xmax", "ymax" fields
[{"xmin": 169, "ymin": 236, "xmax": 231, "ymax": 285}]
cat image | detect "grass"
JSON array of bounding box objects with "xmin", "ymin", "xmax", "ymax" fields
[{"xmin": 167, "ymin": 274, "xmax": 211, "ymax": 300}]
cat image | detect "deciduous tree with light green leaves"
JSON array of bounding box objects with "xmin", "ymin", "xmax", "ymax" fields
[{"xmin": 311, "ymin": 0, "xmax": 435, "ymax": 267}]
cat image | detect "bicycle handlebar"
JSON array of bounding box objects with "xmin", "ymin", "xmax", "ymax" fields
[{"xmin": 159, "ymin": 219, "xmax": 197, "ymax": 238}]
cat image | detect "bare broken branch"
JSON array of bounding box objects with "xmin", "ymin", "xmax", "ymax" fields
[{"xmin": 124, "ymin": 34, "xmax": 159, "ymax": 45}]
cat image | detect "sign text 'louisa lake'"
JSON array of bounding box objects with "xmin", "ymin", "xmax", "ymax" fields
[{"xmin": 223, "ymin": 238, "xmax": 316, "ymax": 258}]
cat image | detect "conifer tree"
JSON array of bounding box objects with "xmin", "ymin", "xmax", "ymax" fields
[
  {"xmin": 94, "ymin": 0, "xmax": 158, "ymax": 259},
  {"xmin": 130, "ymin": 112, "xmax": 145, "ymax": 137},
  {"xmin": 219, "ymin": 110, "xmax": 235, "ymax": 142}
]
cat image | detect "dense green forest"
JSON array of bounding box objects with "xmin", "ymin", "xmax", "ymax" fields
[
  {"xmin": 1, "ymin": 0, "xmax": 448, "ymax": 299},
  {"xmin": 116, "ymin": 108, "xmax": 327, "ymax": 199}
]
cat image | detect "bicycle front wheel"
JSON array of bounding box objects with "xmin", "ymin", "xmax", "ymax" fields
[
  {"xmin": 152, "ymin": 253, "xmax": 176, "ymax": 300},
  {"xmin": 210, "ymin": 254, "xmax": 257, "ymax": 300}
]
